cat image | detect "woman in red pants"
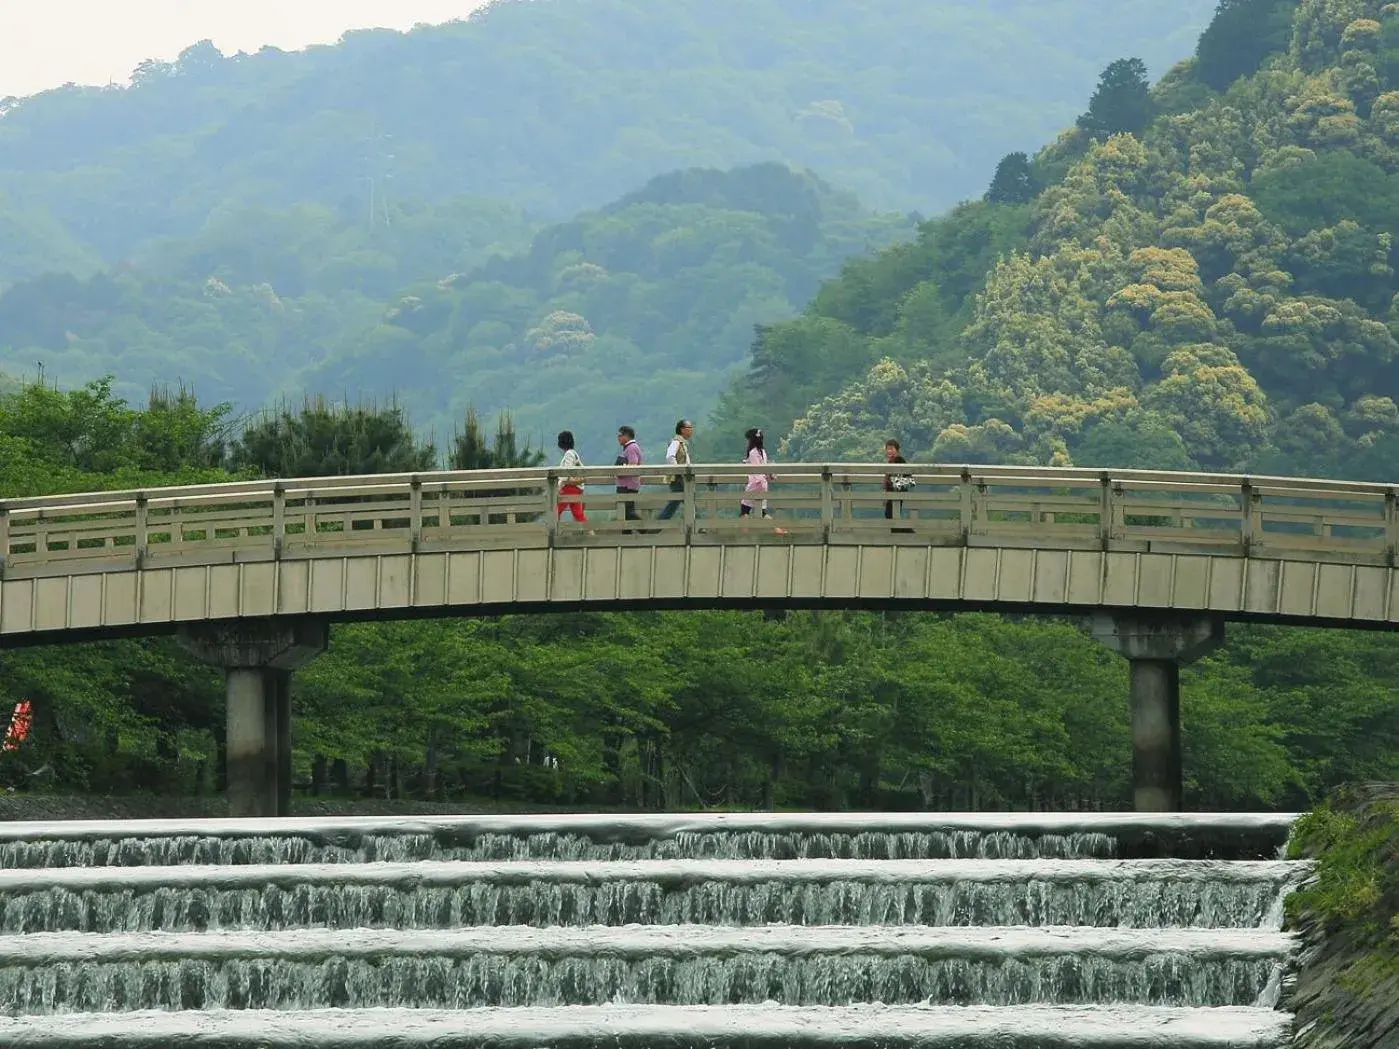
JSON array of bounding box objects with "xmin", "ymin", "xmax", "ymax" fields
[{"xmin": 556, "ymin": 430, "xmax": 588, "ymax": 523}]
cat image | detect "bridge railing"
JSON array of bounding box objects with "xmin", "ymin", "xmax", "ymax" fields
[{"xmin": 0, "ymin": 464, "xmax": 1393, "ymax": 574}]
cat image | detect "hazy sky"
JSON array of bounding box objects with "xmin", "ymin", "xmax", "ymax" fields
[{"xmin": 0, "ymin": 0, "xmax": 494, "ymax": 98}]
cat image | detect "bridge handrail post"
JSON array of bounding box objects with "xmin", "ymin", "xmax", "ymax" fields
[
  {"xmin": 0, "ymin": 505, "xmax": 8, "ymax": 578},
  {"xmin": 682, "ymin": 468, "xmax": 696, "ymax": 539},
  {"xmin": 542, "ymin": 471, "xmax": 557, "ymax": 542},
  {"xmin": 304, "ymin": 491, "xmax": 317, "ymax": 544},
  {"xmin": 408, "ymin": 476, "xmax": 424, "ymax": 552},
  {"xmin": 134, "ymin": 493, "xmax": 148, "ymax": 569},
  {"xmin": 1098, "ymin": 473, "xmax": 1113, "ymax": 549},
  {"xmin": 820, "ymin": 468, "xmax": 834, "ymax": 540},
  {"xmin": 958, "ymin": 468, "xmax": 974, "ymax": 541},
  {"xmin": 1240, "ymin": 479, "xmax": 1260, "ymax": 555},
  {"xmin": 1386, "ymin": 488, "xmax": 1397, "ymax": 566},
  {"xmin": 272, "ymin": 484, "xmax": 285, "ymax": 559}
]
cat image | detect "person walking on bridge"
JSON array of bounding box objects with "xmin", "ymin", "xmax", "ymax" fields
[
  {"xmin": 884, "ymin": 437, "xmax": 915, "ymax": 533},
  {"xmin": 615, "ymin": 425, "xmax": 643, "ymax": 533},
  {"xmin": 657, "ymin": 418, "xmax": 694, "ymax": 522},
  {"xmin": 556, "ymin": 430, "xmax": 588, "ymax": 524},
  {"xmin": 740, "ymin": 427, "xmax": 775, "ymax": 520}
]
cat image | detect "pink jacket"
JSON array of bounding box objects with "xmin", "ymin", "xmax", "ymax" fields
[
  {"xmin": 742, "ymin": 449, "xmax": 773, "ymax": 508},
  {"xmin": 745, "ymin": 448, "xmax": 771, "ymax": 492}
]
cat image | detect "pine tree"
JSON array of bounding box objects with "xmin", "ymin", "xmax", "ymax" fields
[
  {"xmin": 985, "ymin": 152, "xmax": 1041, "ymax": 204},
  {"xmin": 1077, "ymin": 58, "xmax": 1153, "ymax": 139},
  {"xmin": 1194, "ymin": 0, "xmax": 1300, "ymax": 91},
  {"xmin": 449, "ymin": 407, "xmax": 543, "ymax": 470},
  {"xmin": 230, "ymin": 397, "xmax": 436, "ymax": 477}
]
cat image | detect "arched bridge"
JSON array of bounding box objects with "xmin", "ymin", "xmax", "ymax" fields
[
  {"xmin": 2, "ymin": 462, "xmax": 1395, "ymax": 639},
  {"xmin": 4, "ymin": 462, "xmax": 1393, "ymax": 817}
]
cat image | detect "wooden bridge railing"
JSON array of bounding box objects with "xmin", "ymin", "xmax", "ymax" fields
[{"xmin": 0, "ymin": 464, "xmax": 1393, "ymax": 576}]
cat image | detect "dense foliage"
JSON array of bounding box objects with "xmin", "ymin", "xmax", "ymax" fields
[
  {"xmin": 729, "ymin": 0, "xmax": 1399, "ymax": 482},
  {"xmin": 0, "ymin": 0, "xmax": 1215, "ymax": 272}
]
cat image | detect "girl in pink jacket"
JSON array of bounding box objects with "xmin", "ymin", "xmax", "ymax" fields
[{"xmin": 740, "ymin": 427, "xmax": 774, "ymax": 519}]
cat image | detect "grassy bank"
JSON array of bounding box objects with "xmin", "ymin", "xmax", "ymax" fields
[{"xmin": 1285, "ymin": 784, "xmax": 1399, "ymax": 1048}]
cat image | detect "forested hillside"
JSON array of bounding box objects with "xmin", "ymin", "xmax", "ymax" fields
[
  {"xmin": 298, "ymin": 166, "xmax": 913, "ymax": 444},
  {"xmin": 0, "ymin": 166, "xmax": 909, "ymax": 444},
  {"xmin": 0, "ymin": 195, "xmax": 537, "ymax": 414},
  {"xmin": 0, "ymin": 0, "xmax": 1214, "ymax": 271},
  {"xmin": 725, "ymin": 0, "xmax": 1399, "ymax": 486},
  {"xmin": 0, "ymin": 194, "xmax": 103, "ymax": 289}
]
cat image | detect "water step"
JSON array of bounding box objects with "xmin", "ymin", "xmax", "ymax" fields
[
  {"xmin": 0, "ymin": 923, "xmax": 1295, "ymax": 963},
  {"xmin": 0, "ymin": 925, "xmax": 1295, "ymax": 1011},
  {"xmin": 0, "ymin": 1003, "xmax": 1294, "ymax": 1047},
  {"xmin": 0, "ymin": 859, "xmax": 1304, "ymax": 933},
  {"xmin": 0, "ymin": 813, "xmax": 1298, "ymax": 868}
]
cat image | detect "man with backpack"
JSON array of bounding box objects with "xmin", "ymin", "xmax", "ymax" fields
[{"xmin": 657, "ymin": 418, "xmax": 694, "ymax": 522}]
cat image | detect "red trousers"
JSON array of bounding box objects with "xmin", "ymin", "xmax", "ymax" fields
[{"xmin": 557, "ymin": 484, "xmax": 588, "ymax": 522}]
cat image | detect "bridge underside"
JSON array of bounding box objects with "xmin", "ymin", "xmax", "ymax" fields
[{"xmin": 0, "ymin": 541, "xmax": 1392, "ymax": 647}]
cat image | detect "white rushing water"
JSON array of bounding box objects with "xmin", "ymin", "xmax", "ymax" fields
[
  {"xmin": 0, "ymin": 858, "xmax": 1305, "ymax": 934},
  {"xmin": 0, "ymin": 813, "xmax": 1306, "ymax": 1045},
  {"xmin": 0, "ymin": 812, "xmax": 1297, "ymax": 867},
  {"xmin": 0, "ymin": 1003, "xmax": 1297, "ymax": 1047}
]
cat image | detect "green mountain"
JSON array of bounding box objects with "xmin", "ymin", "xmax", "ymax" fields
[
  {"xmin": 0, "ymin": 196, "xmax": 537, "ymax": 410},
  {"xmin": 723, "ymin": 0, "xmax": 1399, "ymax": 484},
  {"xmin": 0, "ymin": 194, "xmax": 103, "ymax": 290},
  {"xmin": 0, "ymin": 166, "xmax": 910, "ymax": 446},
  {"xmin": 0, "ymin": 0, "xmax": 1215, "ymax": 273},
  {"xmin": 297, "ymin": 164, "xmax": 913, "ymax": 448}
]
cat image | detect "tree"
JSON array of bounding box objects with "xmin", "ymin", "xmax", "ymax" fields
[
  {"xmin": 230, "ymin": 398, "xmax": 436, "ymax": 478},
  {"xmin": 0, "ymin": 378, "xmax": 233, "ymax": 495},
  {"xmin": 449, "ymin": 407, "xmax": 544, "ymax": 470},
  {"xmin": 985, "ymin": 152, "xmax": 1041, "ymax": 205},
  {"xmin": 1073, "ymin": 416, "xmax": 1196, "ymax": 471},
  {"xmin": 1194, "ymin": 0, "xmax": 1302, "ymax": 90},
  {"xmin": 1077, "ymin": 58, "xmax": 1154, "ymax": 139}
]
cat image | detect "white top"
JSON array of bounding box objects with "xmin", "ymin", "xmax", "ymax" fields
[
  {"xmin": 559, "ymin": 448, "xmax": 584, "ymax": 490},
  {"xmin": 665, "ymin": 437, "xmax": 690, "ymax": 466}
]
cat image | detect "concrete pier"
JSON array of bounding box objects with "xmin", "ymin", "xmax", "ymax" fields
[
  {"xmin": 179, "ymin": 620, "xmax": 328, "ymax": 818},
  {"xmin": 1091, "ymin": 614, "xmax": 1224, "ymax": 812}
]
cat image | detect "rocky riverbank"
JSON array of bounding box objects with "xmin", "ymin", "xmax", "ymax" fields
[{"xmin": 1284, "ymin": 784, "xmax": 1399, "ymax": 1049}]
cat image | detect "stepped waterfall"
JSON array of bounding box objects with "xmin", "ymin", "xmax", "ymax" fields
[{"xmin": 0, "ymin": 813, "xmax": 1305, "ymax": 1046}]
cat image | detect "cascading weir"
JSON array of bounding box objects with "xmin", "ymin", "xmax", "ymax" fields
[{"xmin": 0, "ymin": 812, "xmax": 1306, "ymax": 1047}]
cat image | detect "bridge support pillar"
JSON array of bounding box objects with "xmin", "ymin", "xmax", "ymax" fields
[
  {"xmin": 179, "ymin": 619, "xmax": 329, "ymax": 818},
  {"xmin": 1090, "ymin": 613, "xmax": 1224, "ymax": 813}
]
